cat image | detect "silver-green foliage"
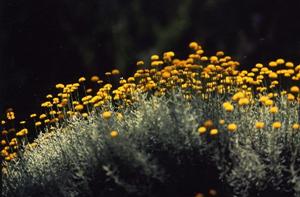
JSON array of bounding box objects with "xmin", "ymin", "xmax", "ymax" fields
[{"xmin": 2, "ymin": 89, "xmax": 300, "ymax": 197}]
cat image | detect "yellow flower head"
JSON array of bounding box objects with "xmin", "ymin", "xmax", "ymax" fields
[
  {"xmin": 198, "ymin": 126, "xmax": 206, "ymax": 134},
  {"xmin": 210, "ymin": 129, "xmax": 218, "ymax": 136},
  {"xmin": 78, "ymin": 77, "xmax": 86, "ymax": 83},
  {"xmin": 269, "ymin": 106, "xmax": 278, "ymax": 114},
  {"xmin": 255, "ymin": 122, "xmax": 265, "ymax": 129},
  {"xmin": 110, "ymin": 130, "xmax": 118, "ymax": 138},
  {"xmin": 223, "ymin": 102, "xmax": 234, "ymax": 112},
  {"xmin": 290, "ymin": 86, "xmax": 299, "ymax": 93},
  {"xmin": 102, "ymin": 111, "xmax": 112, "ymax": 119},
  {"xmin": 292, "ymin": 123, "xmax": 300, "ymax": 130},
  {"xmin": 227, "ymin": 123, "xmax": 237, "ymax": 132},
  {"xmin": 272, "ymin": 121, "xmax": 282, "ymax": 129}
]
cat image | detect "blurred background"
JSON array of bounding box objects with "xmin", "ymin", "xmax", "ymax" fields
[{"xmin": 0, "ymin": 0, "xmax": 300, "ymax": 120}]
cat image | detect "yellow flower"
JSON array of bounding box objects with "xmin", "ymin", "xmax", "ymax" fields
[
  {"xmin": 238, "ymin": 98, "xmax": 250, "ymax": 106},
  {"xmin": 268, "ymin": 72, "xmax": 278, "ymax": 79},
  {"xmin": 204, "ymin": 119, "xmax": 213, "ymax": 128},
  {"xmin": 162, "ymin": 71, "xmax": 171, "ymax": 79},
  {"xmin": 292, "ymin": 123, "xmax": 299, "ymax": 130},
  {"xmin": 268, "ymin": 61, "xmax": 277, "ymax": 67},
  {"xmin": 102, "ymin": 111, "xmax": 112, "ymax": 119},
  {"xmin": 1, "ymin": 140, "xmax": 6, "ymax": 146},
  {"xmin": 46, "ymin": 94, "xmax": 53, "ymax": 99},
  {"xmin": 223, "ymin": 102, "xmax": 234, "ymax": 112},
  {"xmin": 75, "ymin": 104, "xmax": 84, "ymax": 111},
  {"xmin": 39, "ymin": 114, "xmax": 47, "ymax": 119},
  {"xmin": 287, "ymin": 93, "xmax": 295, "ymax": 101},
  {"xmin": 272, "ymin": 122, "xmax": 282, "ymax": 129},
  {"xmin": 136, "ymin": 60, "xmax": 144, "ymax": 66},
  {"xmin": 82, "ymin": 113, "xmax": 88, "ymax": 118},
  {"xmin": 151, "ymin": 54, "xmax": 159, "ymax": 61},
  {"xmin": 189, "ymin": 41, "xmax": 199, "ymax": 50},
  {"xmin": 111, "ymin": 69, "xmax": 120, "ymax": 75},
  {"xmin": 290, "ymin": 86, "xmax": 299, "ymax": 93},
  {"xmin": 285, "ymin": 62, "xmax": 294, "ymax": 68},
  {"xmin": 255, "ymin": 122, "xmax": 265, "ymax": 129},
  {"xmin": 90, "ymin": 75, "xmax": 100, "ymax": 82},
  {"xmin": 269, "ymin": 106, "xmax": 278, "ymax": 114},
  {"xmin": 227, "ymin": 123, "xmax": 237, "ymax": 132},
  {"xmin": 216, "ymin": 51, "xmax": 224, "ymax": 57},
  {"xmin": 198, "ymin": 127, "xmax": 206, "ymax": 134},
  {"xmin": 265, "ymin": 99, "xmax": 274, "ymax": 106},
  {"xmin": 276, "ymin": 58, "xmax": 285, "ymax": 64},
  {"xmin": 35, "ymin": 121, "xmax": 42, "ymax": 127},
  {"xmin": 255, "ymin": 63, "xmax": 263, "ymax": 68},
  {"xmin": 78, "ymin": 77, "xmax": 86, "ymax": 83},
  {"xmin": 55, "ymin": 83, "xmax": 65, "ymax": 89},
  {"xmin": 210, "ymin": 129, "xmax": 218, "ymax": 135},
  {"xmin": 219, "ymin": 119, "xmax": 225, "ymax": 125},
  {"xmin": 110, "ymin": 130, "xmax": 118, "ymax": 138}
]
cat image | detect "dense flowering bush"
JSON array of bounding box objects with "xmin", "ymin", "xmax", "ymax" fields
[{"xmin": 1, "ymin": 42, "xmax": 300, "ymax": 197}]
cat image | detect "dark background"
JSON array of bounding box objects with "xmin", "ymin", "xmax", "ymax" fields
[{"xmin": 1, "ymin": 0, "xmax": 300, "ymax": 121}]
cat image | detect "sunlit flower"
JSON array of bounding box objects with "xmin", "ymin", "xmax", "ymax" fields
[
  {"xmin": 227, "ymin": 123, "xmax": 237, "ymax": 132},
  {"xmin": 110, "ymin": 130, "xmax": 119, "ymax": 138},
  {"xmin": 198, "ymin": 126, "xmax": 206, "ymax": 134},
  {"xmin": 210, "ymin": 129, "xmax": 218, "ymax": 135},
  {"xmin": 255, "ymin": 121, "xmax": 265, "ymax": 129},
  {"xmin": 272, "ymin": 121, "xmax": 282, "ymax": 129},
  {"xmin": 102, "ymin": 111, "xmax": 112, "ymax": 119}
]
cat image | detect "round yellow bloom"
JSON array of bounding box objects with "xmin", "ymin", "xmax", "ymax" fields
[
  {"xmin": 287, "ymin": 93, "xmax": 295, "ymax": 101},
  {"xmin": 227, "ymin": 123, "xmax": 237, "ymax": 132},
  {"xmin": 198, "ymin": 127, "xmax": 206, "ymax": 134},
  {"xmin": 162, "ymin": 71, "xmax": 171, "ymax": 79},
  {"xmin": 265, "ymin": 99, "xmax": 274, "ymax": 106},
  {"xmin": 268, "ymin": 61, "xmax": 277, "ymax": 67},
  {"xmin": 151, "ymin": 55, "xmax": 159, "ymax": 61},
  {"xmin": 102, "ymin": 111, "xmax": 112, "ymax": 119},
  {"xmin": 75, "ymin": 104, "xmax": 84, "ymax": 111},
  {"xmin": 82, "ymin": 113, "xmax": 88, "ymax": 118},
  {"xmin": 285, "ymin": 62, "xmax": 294, "ymax": 68},
  {"xmin": 136, "ymin": 60, "xmax": 144, "ymax": 66},
  {"xmin": 204, "ymin": 119, "xmax": 213, "ymax": 128},
  {"xmin": 255, "ymin": 63, "xmax": 263, "ymax": 68},
  {"xmin": 1, "ymin": 140, "xmax": 6, "ymax": 146},
  {"xmin": 255, "ymin": 122, "xmax": 265, "ymax": 129},
  {"xmin": 78, "ymin": 77, "xmax": 86, "ymax": 83},
  {"xmin": 216, "ymin": 51, "xmax": 224, "ymax": 57},
  {"xmin": 90, "ymin": 75, "xmax": 100, "ymax": 82},
  {"xmin": 189, "ymin": 42, "xmax": 199, "ymax": 50},
  {"xmin": 35, "ymin": 121, "xmax": 42, "ymax": 127},
  {"xmin": 276, "ymin": 58, "xmax": 285, "ymax": 64},
  {"xmin": 269, "ymin": 106, "xmax": 278, "ymax": 114},
  {"xmin": 55, "ymin": 83, "xmax": 65, "ymax": 89},
  {"xmin": 269, "ymin": 72, "xmax": 278, "ymax": 79},
  {"xmin": 110, "ymin": 130, "xmax": 118, "ymax": 138},
  {"xmin": 111, "ymin": 69, "xmax": 120, "ymax": 75},
  {"xmin": 238, "ymin": 98, "xmax": 250, "ymax": 106},
  {"xmin": 39, "ymin": 114, "xmax": 47, "ymax": 119},
  {"xmin": 272, "ymin": 122, "xmax": 282, "ymax": 129},
  {"xmin": 210, "ymin": 129, "xmax": 218, "ymax": 135},
  {"xmin": 219, "ymin": 119, "xmax": 225, "ymax": 125},
  {"xmin": 223, "ymin": 102, "xmax": 234, "ymax": 112},
  {"xmin": 290, "ymin": 86, "xmax": 299, "ymax": 93},
  {"xmin": 292, "ymin": 123, "xmax": 299, "ymax": 130}
]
